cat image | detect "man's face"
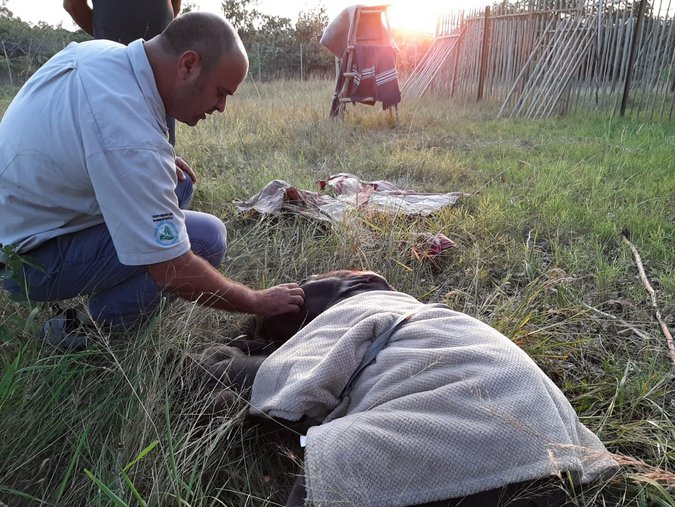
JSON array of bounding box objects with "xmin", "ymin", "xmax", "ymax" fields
[{"xmin": 171, "ymin": 49, "xmax": 248, "ymax": 126}]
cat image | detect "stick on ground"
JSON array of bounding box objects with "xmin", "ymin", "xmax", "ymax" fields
[{"xmin": 622, "ymin": 234, "xmax": 675, "ymax": 365}]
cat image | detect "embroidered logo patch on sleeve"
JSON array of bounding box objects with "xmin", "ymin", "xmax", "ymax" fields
[{"xmin": 154, "ymin": 221, "xmax": 179, "ymax": 246}]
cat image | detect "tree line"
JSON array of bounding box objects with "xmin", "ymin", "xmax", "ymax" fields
[
  {"xmin": 0, "ymin": 2, "xmax": 88, "ymax": 88},
  {"xmin": 0, "ymin": 0, "xmax": 432, "ymax": 91}
]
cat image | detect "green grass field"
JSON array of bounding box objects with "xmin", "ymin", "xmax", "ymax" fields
[{"xmin": 1, "ymin": 79, "xmax": 674, "ymax": 506}]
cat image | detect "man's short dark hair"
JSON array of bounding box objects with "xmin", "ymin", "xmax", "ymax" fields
[{"xmin": 162, "ymin": 11, "xmax": 242, "ymax": 76}]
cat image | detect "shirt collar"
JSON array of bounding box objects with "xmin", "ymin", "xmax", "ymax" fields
[{"xmin": 127, "ymin": 39, "xmax": 168, "ymax": 136}]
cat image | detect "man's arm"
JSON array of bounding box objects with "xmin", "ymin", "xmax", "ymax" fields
[
  {"xmin": 171, "ymin": 0, "xmax": 182, "ymax": 17},
  {"xmin": 147, "ymin": 251, "xmax": 305, "ymax": 316},
  {"xmin": 62, "ymin": 0, "xmax": 94, "ymax": 36}
]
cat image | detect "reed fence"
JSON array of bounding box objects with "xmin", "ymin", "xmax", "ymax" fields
[{"xmin": 402, "ymin": 0, "xmax": 675, "ymax": 120}]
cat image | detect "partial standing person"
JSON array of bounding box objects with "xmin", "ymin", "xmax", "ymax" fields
[
  {"xmin": 0, "ymin": 12, "xmax": 304, "ymax": 349},
  {"xmin": 63, "ymin": 0, "xmax": 182, "ymax": 145}
]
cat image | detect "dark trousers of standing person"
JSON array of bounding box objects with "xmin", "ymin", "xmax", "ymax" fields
[{"xmin": 91, "ymin": 0, "xmax": 178, "ymax": 145}]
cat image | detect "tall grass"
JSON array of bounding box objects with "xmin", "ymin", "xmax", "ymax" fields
[{"xmin": 1, "ymin": 78, "xmax": 673, "ymax": 506}]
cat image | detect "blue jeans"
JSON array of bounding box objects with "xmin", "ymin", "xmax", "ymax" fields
[{"xmin": 2, "ymin": 178, "xmax": 227, "ymax": 329}]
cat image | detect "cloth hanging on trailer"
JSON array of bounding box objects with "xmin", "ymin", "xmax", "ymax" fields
[
  {"xmin": 331, "ymin": 44, "xmax": 401, "ymax": 114},
  {"xmin": 321, "ymin": 6, "xmax": 399, "ymax": 59},
  {"xmin": 321, "ymin": 5, "xmax": 401, "ymax": 119}
]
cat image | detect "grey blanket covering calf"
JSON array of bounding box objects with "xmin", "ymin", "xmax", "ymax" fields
[{"xmin": 250, "ymin": 291, "xmax": 617, "ymax": 506}]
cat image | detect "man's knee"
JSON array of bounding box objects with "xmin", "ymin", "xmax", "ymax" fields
[{"xmin": 185, "ymin": 211, "xmax": 228, "ymax": 267}]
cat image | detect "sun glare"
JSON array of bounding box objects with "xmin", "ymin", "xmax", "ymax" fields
[{"xmin": 386, "ymin": 0, "xmax": 487, "ymax": 34}]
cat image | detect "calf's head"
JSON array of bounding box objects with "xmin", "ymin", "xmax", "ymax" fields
[{"xmin": 257, "ymin": 270, "xmax": 394, "ymax": 343}]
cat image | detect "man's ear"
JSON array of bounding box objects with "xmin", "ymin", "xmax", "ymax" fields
[{"xmin": 177, "ymin": 50, "xmax": 201, "ymax": 80}]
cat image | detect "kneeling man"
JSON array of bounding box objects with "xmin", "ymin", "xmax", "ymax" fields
[{"xmin": 0, "ymin": 12, "xmax": 304, "ymax": 348}]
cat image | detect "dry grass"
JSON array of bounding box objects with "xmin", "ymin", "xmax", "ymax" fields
[{"xmin": 1, "ymin": 79, "xmax": 673, "ymax": 506}]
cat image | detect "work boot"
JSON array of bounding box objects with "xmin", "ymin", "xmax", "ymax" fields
[{"xmin": 41, "ymin": 308, "xmax": 92, "ymax": 351}]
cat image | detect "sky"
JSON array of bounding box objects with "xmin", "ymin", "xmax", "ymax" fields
[{"xmin": 3, "ymin": 0, "xmax": 485, "ymax": 34}]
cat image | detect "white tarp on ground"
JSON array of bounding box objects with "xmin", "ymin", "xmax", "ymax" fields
[{"xmin": 233, "ymin": 173, "xmax": 462, "ymax": 221}]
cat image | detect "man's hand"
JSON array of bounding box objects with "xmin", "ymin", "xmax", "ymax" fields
[
  {"xmin": 254, "ymin": 283, "xmax": 305, "ymax": 316},
  {"xmin": 175, "ymin": 156, "xmax": 196, "ymax": 182},
  {"xmin": 148, "ymin": 252, "xmax": 304, "ymax": 316}
]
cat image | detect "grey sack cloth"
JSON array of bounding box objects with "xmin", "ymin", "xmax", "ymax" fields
[
  {"xmin": 250, "ymin": 291, "xmax": 618, "ymax": 507},
  {"xmin": 320, "ymin": 5, "xmax": 357, "ymax": 58},
  {"xmin": 320, "ymin": 5, "xmax": 399, "ymax": 58}
]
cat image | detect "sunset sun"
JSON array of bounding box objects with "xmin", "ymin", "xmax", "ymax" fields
[{"xmin": 387, "ymin": 0, "xmax": 456, "ymax": 34}]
